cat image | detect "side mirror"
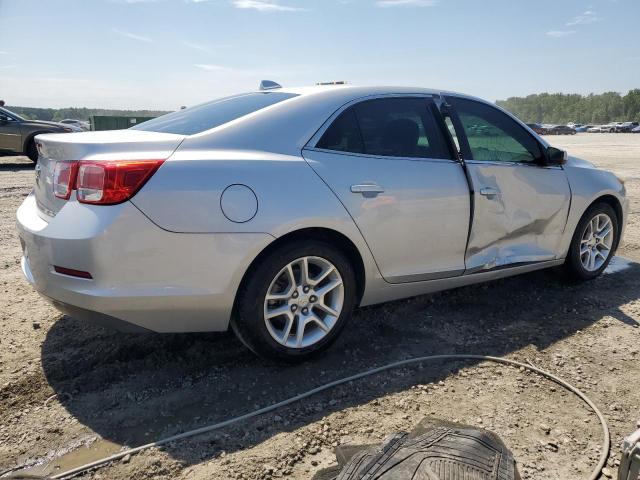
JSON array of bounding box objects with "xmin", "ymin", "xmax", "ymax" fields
[{"xmin": 546, "ymin": 146, "xmax": 567, "ymax": 166}]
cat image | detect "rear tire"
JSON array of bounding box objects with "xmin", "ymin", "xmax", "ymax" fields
[
  {"xmin": 562, "ymin": 203, "xmax": 618, "ymax": 281},
  {"xmin": 26, "ymin": 139, "xmax": 38, "ymax": 163},
  {"xmin": 232, "ymin": 240, "xmax": 356, "ymax": 361}
]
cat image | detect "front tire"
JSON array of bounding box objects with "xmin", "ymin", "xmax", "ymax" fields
[
  {"xmin": 562, "ymin": 203, "xmax": 618, "ymax": 281},
  {"xmin": 232, "ymin": 241, "xmax": 356, "ymax": 361}
]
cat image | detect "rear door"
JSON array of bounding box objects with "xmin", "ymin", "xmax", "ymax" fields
[
  {"xmin": 444, "ymin": 96, "xmax": 571, "ymax": 272},
  {"xmin": 303, "ymin": 95, "xmax": 470, "ymax": 283}
]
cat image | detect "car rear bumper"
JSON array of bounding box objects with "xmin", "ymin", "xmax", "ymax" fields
[{"xmin": 16, "ymin": 193, "xmax": 273, "ymax": 332}]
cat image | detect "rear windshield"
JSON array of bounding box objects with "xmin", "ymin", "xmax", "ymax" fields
[{"xmin": 131, "ymin": 92, "xmax": 298, "ymax": 135}]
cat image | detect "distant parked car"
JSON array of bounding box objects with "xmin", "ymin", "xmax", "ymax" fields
[
  {"xmin": 526, "ymin": 123, "xmax": 546, "ymax": 135},
  {"xmin": 616, "ymin": 122, "xmax": 639, "ymax": 133},
  {"xmin": 60, "ymin": 119, "xmax": 90, "ymax": 131},
  {"xmin": 588, "ymin": 125, "xmax": 612, "ymax": 133},
  {"xmin": 547, "ymin": 125, "xmax": 576, "ymax": 135},
  {"xmin": 601, "ymin": 123, "xmax": 621, "ymax": 133},
  {"xmin": 632, "ymin": 125, "xmax": 640, "ymax": 133},
  {"xmin": 574, "ymin": 125, "xmax": 593, "ymax": 133},
  {"xmin": 0, "ymin": 107, "xmax": 81, "ymax": 161}
]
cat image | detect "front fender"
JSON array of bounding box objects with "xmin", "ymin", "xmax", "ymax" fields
[{"xmin": 559, "ymin": 158, "xmax": 628, "ymax": 256}]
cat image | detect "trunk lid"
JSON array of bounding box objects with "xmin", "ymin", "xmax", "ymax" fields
[{"xmin": 33, "ymin": 130, "xmax": 185, "ymax": 218}]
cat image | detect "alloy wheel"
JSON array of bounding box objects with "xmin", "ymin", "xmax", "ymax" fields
[
  {"xmin": 264, "ymin": 256, "xmax": 344, "ymax": 349},
  {"xmin": 580, "ymin": 213, "xmax": 614, "ymax": 272}
]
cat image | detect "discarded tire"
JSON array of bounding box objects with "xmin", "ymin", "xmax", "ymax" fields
[{"xmin": 314, "ymin": 418, "xmax": 519, "ymax": 480}]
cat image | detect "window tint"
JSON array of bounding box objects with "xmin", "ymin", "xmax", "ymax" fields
[
  {"xmin": 0, "ymin": 107, "xmax": 22, "ymax": 121},
  {"xmin": 316, "ymin": 97, "xmax": 450, "ymax": 159},
  {"xmin": 355, "ymin": 98, "xmax": 449, "ymax": 159},
  {"xmin": 316, "ymin": 108, "xmax": 364, "ymax": 153},
  {"xmin": 447, "ymin": 97, "xmax": 543, "ymax": 163},
  {"xmin": 131, "ymin": 92, "xmax": 298, "ymax": 135}
]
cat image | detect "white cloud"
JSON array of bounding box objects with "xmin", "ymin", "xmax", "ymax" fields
[
  {"xmin": 0, "ymin": 51, "xmax": 8, "ymax": 55},
  {"xmin": 0, "ymin": 65, "xmax": 17, "ymax": 69},
  {"xmin": 566, "ymin": 9, "xmax": 598, "ymax": 26},
  {"xmin": 375, "ymin": 0, "xmax": 437, "ymax": 7},
  {"xmin": 546, "ymin": 30, "xmax": 576, "ymax": 38},
  {"xmin": 108, "ymin": 0, "xmax": 163, "ymax": 3},
  {"xmin": 193, "ymin": 63, "xmax": 228, "ymax": 71},
  {"xmin": 112, "ymin": 28, "xmax": 153, "ymax": 43},
  {"xmin": 232, "ymin": 0, "xmax": 306, "ymax": 12},
  {"xmin": 183, "ymin": 41, "xmax": 212, "ymax": 53}
]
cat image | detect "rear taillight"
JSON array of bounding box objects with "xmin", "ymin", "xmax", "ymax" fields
[
  {"xmin": 53, "ymin": 159, "xmax": 163, "ymax": 205},
  {"xmin": 53, "ymin": 161, "xmax": 78, "ymax": 200}
]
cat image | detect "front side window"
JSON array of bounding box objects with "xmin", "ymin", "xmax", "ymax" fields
[
  {"xmin": 444, "ymin": 117, "xmax": 461, "ymax": 154},
  {"xmin": 131, "ymin": 92, "xmax": 298, "ymax": 135},
  {"xmin": 0, "ymin": 107, "xmax": 22, "ymax": 121},
  {"xmin": 316, "ymin": 97, "xmax": 450, "ymax": 159},
  {"xmin": 447, "ymin": 97, "xmax": 543, "ymax": 164}
]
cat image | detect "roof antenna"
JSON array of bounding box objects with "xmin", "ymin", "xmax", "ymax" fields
[{"xmin": 259, "ymin": 80, "xmax": 282, "ymax": 91}]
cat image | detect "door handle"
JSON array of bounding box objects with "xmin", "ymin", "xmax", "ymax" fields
[
  {"xmin": 479, "ymin": 187, "xmax": 500, "ymax": 197},
  {"xmin": 351, "ymin": 183, "xmax": 385, "ymax": 196}
]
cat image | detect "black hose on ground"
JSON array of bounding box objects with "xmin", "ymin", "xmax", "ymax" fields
[{"xmin": 1, "ymin": 355, "xmax": 610, "ymax": 480}]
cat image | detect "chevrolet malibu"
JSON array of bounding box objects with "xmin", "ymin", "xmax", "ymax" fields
[{"xmin": 16, "ymin": 83, "xmax": 628, "ymax": 360}]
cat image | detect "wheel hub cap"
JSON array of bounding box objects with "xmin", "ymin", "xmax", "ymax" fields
[{"xmin": 296, "ymin": 294, "xmax": 310, "ymax": 308}]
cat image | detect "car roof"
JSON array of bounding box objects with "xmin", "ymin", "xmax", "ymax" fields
[
  {"xmin": 274, "ymin": 84, "xmax": 443, "ymax": 97},
  {"xmin": 180, "ymin": 84, "xmax": 542, "ymax": 155},
  {"xmin": 255, "ymin": 84, "xmax": 488, "ymax": 105}
]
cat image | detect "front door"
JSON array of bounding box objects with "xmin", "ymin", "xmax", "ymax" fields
[
  {"xmin": 303, "ymin": 96, "xmax": 470, "ymax": 283},
  {"xmin": 445, "ymin": 96, "xmax": 571, "ymax": 272},
  {"xmin": 0, "ymin": 112, "xmax": 22, "ymax": 152}
]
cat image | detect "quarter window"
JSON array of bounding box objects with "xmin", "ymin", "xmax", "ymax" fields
[
  {"xmin": 447, "ymin": 97, "xmax": 543, "ymax": 164},
  {"xmin": 316, "ymin": 97, "xmax": 450, "ymax": 160}
]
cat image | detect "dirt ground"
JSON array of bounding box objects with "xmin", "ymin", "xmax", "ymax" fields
[{"xmin": 0, "ymin": 133, "xmax": 639, "ymax": 480}]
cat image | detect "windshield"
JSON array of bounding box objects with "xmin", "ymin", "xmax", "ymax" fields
[
  {"xmin": 131, "ymin": 92, "xmax": 298, "ymax": 135},
  {"xmin": 0, "ymin": 107, "xmax": 24, "ymax": 121}
]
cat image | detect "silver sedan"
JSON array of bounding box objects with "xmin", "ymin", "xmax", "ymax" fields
[{"xmin": 16, "ymin": 83, "xmax": 628, "ymax": 360}]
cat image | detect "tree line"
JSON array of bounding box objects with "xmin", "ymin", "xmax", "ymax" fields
[
  {"xmin": 496, "ymin": 90, "xmax": 640, "ymax": 125},
  {"xmin": 5, "ymin": 106, "xmax": 171, "ymax": 122},
  {"xmin": 8, "ymin": 89, "xmax": 640, "ymax": 126}
]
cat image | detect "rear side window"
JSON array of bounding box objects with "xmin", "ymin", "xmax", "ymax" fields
[
  {"xmin": 131, "ymin": 92, "xmax": 298, "ymax": 135},
  {"xmin": 316, "ymin": 97, "xmax": 450, "ymax": 159},
  {"xmin": 316, "ymin": 108, "xmax": 364, "ymax": 153}
]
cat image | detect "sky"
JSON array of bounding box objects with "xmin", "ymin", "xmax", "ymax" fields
[{"xmin": 0, "ymin": 0, "xmax": 639, "ymax": 110}]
